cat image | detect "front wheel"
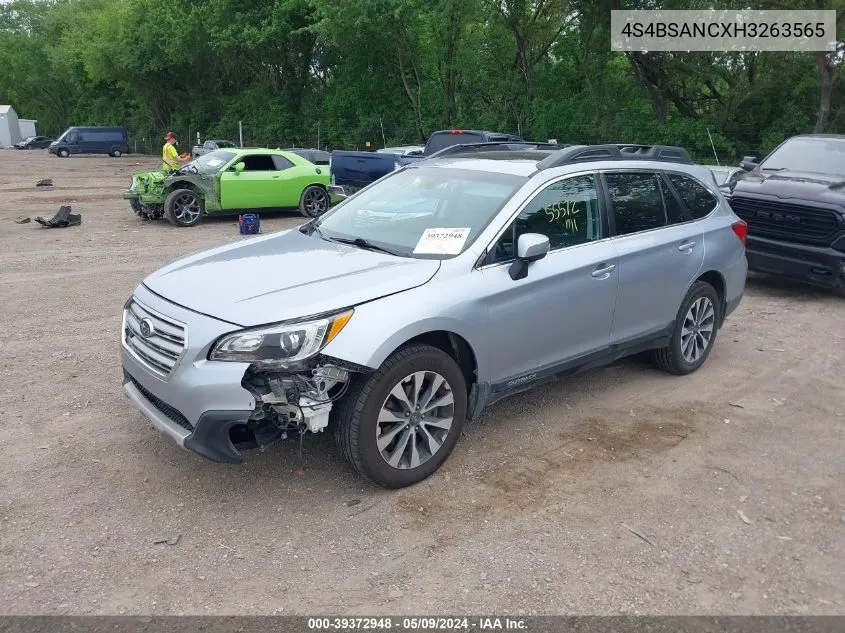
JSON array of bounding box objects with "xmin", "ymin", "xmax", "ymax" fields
[
  {"xmin": 164, "ymin": 189, "xmax": 204, "ymax": 227},
  {"xmin": 58, "ymin": 148, "xmax": 69, "ymax": 158},
  {"xmin": 332, "ymin": 344, "xmax": 467, "ymax": 488},
  {"xmin": 299, "ymin": 185, "xmax": 329, "ymax": 218},
  {"xmin": 652, "ymin": 281, "xmax": 721, "ymax": 375}
]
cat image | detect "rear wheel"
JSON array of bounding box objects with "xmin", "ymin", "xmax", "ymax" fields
[
  {"xmin": 111, "ymin": 149, "xmax": 122, "ymax": 157},
  {"xmin": 652, "ymin": 281, "xmax": 721, "ymax": 375},
  {"xmin": 164, "ymin": 189, "xmax": 204, "ymax": 227},
  {"xmin": 333, "ymin": 344, "xmax": 467, "ymax": 488},
  {"xmin": 299, "ymin": 185, "xmax": 329, "ymax": 218}
]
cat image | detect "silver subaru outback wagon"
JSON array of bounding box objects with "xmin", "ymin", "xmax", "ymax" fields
[{"xmin": 121, "ymin": 143, "xmax": 748, "ymax": 488}]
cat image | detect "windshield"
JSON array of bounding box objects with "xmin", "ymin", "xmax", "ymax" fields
[
  {"xmin": 313, "ymin": 166, "xmax": 524, "ymax": 258},
  {"xmin": 183, "ymin": 150, "xmax": 236, "ymax": 174},
  {"xmin": 216, "ymin": 141, "xmax": 237, "ymax": 148},
  {"xmin": 760, "ymin": 137, "xmax": 845, "ymax": 176}
]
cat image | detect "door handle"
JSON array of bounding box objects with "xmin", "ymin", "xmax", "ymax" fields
[
  {"xmin": 272, "ymin": 175, "xmax": 280, "ymax": 179},
  {"xmin": 678, "ymin": 241, "xmax": 696, "ymax": 252},
  {"xmin": 591, "ymin": 263, "xmax": 616, "ymax": 279}
]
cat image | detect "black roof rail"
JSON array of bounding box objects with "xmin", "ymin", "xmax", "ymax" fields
[
  {"xmin": 426, "ymin": 141, "xmax": 571, "ymax": 160},
  {"xmin": 536, "ymin": 144, "xmax": 693, "ymax": 170}
]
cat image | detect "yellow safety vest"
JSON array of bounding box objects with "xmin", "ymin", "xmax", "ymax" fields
[{"xmin": 162, "ymin": 142, "xmax": 179, "ymax": 168}]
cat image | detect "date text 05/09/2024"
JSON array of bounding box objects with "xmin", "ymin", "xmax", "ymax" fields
[{"xmin": 307, "ymin": 617, "xmax": 528, "ymax": 630}]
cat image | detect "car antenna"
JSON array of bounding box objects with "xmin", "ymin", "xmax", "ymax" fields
[{"xmin": 707, "ymin": 128, "xmax": 720, "ymax": 166}]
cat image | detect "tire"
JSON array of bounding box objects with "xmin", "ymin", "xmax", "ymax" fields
[
  {"xmin": 332, "ymin": 343, "xmax": 467, "ymax": 488},
  {"xmin": 651, "ymin": 281, "xmax": 721, "ymax": 375},
  {"xmin": 299, "ymin": 185, "xmax": 329, "ymax": 218},
  {"xmin": 58, "ymin": 148, "xmax": 69, "ymax": 158},
  {"xmin": 111, "ymin": 149, "xmax": 122, "ymax": 157},
  {"xmin": 164, "ymin": 189, "xmax": 204, "ymax": 227}
]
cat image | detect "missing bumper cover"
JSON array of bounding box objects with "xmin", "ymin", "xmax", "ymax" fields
[{"xmin": 241, "ymin": 361, "xmax": 353, "ymax": 443}]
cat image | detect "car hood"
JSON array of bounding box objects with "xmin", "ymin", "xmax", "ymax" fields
[
  {"xmin": 127, "ymin": 170, "xmax": 167, "ymax": 194},
  {"xmin": 728, "ymin": 170, "xmax": 845, "ymax": 208},
  {"xmin": 143, "ymin": 228, "xmax": 440, "ymax": 326}
]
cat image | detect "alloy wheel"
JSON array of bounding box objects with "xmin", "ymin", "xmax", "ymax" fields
[
  {"xmin": 304, "ymin": 188, "xmax": 328, "ymax": 216},
  {"xmin": 376, "ymin": 371, "xmax": 455, "ymax": 470},
  {"xmin": 173, "ymin": 193, "xmax": 201, "ymax": 223},
  {"xmin": 680, "ymin": 296, "xmax": 715, "ymax": 363}
]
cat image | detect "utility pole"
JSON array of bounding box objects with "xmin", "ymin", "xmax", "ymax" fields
[
  {"xmin": 379, "ymin": 118, "xmax": 386, "ymax": 148},
  {"xmin": 239, "ymin": 121, "xmax": 243, "ymax": 148},
  {"xmin": 317, "ymin": 121, "xmax": 321, "ymax": 150}
]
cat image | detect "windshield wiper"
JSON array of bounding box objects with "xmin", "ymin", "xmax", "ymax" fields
[
  {"xmin": 328, "ymin": 236, "xmax": 403, "ymax": 256},
  {"xmin": 760, "ymin": 167, "xmax": 786, "ymax": 172}
]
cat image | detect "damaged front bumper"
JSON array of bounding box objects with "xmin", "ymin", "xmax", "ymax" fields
[
  {"xmin": 121, "ymin": 287, "xmax": 360, "ymax": 464},
  {"xmin": 123, "ymin": 369, "xmax": 251, "ymax": 463}
]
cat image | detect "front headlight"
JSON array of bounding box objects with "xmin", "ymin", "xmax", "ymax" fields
[{"xmin": 210, "ymin": 310, "xmax": 353, "ymax": 365}]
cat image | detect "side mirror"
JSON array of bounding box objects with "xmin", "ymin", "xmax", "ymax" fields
[
  {"xmin": 740, "ymin": 156, "xmax": 758, "ymax": 171},
  {"xmin": 509, "ymin": 233, "xmax": 550, "ymax": 281},
  {"xmin": 234, "ymin": 162, "xmax": 245, "ymax": 174}
]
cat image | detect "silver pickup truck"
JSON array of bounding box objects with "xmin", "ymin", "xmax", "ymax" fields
[{"xmin": 191, "ymin": 139, "xmax": 238, "ymax": 159}]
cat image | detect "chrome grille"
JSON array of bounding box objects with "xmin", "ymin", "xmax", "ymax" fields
[
  {"xmin": 123, "ymin": 299, "xmax": 186, "ymax": 378},
  {"xmin": 729, "ymin": 196, "xmax": 842, "ymax": 246}
]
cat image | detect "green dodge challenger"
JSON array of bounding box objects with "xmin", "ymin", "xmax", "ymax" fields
[{"xmin": 124, "ymin": 148, "xmax": 332, "ymax": 227}]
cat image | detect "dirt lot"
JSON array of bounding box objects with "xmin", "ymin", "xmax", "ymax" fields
[{"xmin": 0, "ymin": 150, "xmax": 843, "ymax": 616}]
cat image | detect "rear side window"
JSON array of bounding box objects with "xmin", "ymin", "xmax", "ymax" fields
[
  {"xmin": 658, "ymin": 176, "xmax": 687, "ymax": 225},
  {"xmin": 604, "ymin": 172, "xmax": 667, "ymax": 235},
  {"xmin": 79, "ymin": 130, "xmax": 123, "ymax": 142},
  {"xmin": 667, "ymin": 173, "xmax": 718, "ymax": 219},
  {"xmin": 272, "ymin": 155, "xmax": 294, "ymax": 170}
]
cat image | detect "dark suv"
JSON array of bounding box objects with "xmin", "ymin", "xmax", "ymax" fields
[{"xmin": 723, "ymin": 134, "xmax": 845, "ymax": 292}]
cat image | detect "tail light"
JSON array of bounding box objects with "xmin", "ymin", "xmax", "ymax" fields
[
  {"xmin": 448, "ymin": 130, "xmax": 465, "ymax": 134},
  {"xmin": 731, "ymin": 219, "xmax": 748, "ymax": 246}
]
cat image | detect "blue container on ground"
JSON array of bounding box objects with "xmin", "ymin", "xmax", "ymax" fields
[{"xmin": 239, "ymin": 213, "xmax": 260, "ymax": 235}]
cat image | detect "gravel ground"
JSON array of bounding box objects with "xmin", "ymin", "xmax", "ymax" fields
[{"xmin": 0, "ymin": 150, "xmax": 843, "ymax": 616}]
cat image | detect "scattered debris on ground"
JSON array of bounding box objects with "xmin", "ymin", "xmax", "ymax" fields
[
  {"xmin": 14, "ymin": 216, "xmax": 31, "ymax": 224},
  {"xmin": 34, "ymin": 205, "xmax": 81, "ymax": 228},
  {"xmin": 620, "ymin": 522, "xmax": 656, "ymax": 546},
  {"xmin": 35, "ymin": 178, "xmax": 53, "ymax": 187}
]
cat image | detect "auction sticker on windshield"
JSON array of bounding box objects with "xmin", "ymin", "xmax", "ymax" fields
[{"xmin": 413, "ymin": 227, "xmax": 470, "ymax": 255}]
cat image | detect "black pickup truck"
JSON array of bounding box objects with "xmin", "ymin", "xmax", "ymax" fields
[{"xmin": 722, "ymin": 134, "xmax": 845, "ymax": 292}]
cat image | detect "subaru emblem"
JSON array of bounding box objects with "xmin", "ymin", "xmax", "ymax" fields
[{"xmin": 139, "ymin": 318, "xmax": 155, "ymax": 338}]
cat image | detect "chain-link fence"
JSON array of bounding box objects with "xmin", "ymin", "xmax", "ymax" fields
[{"xmin": 124, "ymin": 117, "xmax": 756, "ymax": 167}]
